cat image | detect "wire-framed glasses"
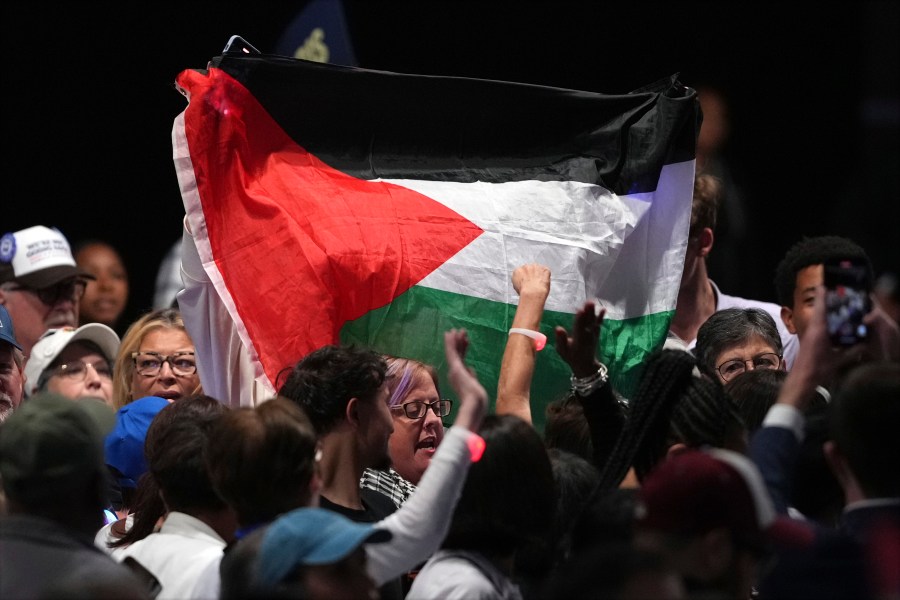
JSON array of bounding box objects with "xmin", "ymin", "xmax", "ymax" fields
[
  {"xmin": 50, "ymin": 359, "xmax": 113, "ymax": 381},
  {"xmin": 716, "ymin": 352, "xmax": 782, "ymax": 382}
]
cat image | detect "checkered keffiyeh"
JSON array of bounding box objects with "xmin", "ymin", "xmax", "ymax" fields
[{"xmin": 360, "ymin": 468, "xmax": 417, "ymax": 509}]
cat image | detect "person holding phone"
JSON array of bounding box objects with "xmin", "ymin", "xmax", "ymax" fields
[{"xmin": 774, "ymin": 235, "xmax": 899, "ymax": 366}]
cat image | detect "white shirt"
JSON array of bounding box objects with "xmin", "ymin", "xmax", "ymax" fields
[
  {"xmin": 119, "ymin": 511, "xmax": 226, "ymax": 600},
  {"xmin": 408, "ymin": 550, "xmax": 523, "ymax": 600},
  {"xmin": 178, "ymin": 217, "xmax": 273, "ymax": 408},
  {"xmin": 94, "ymin": 513, "xmax": 133, "ymax": 561}
]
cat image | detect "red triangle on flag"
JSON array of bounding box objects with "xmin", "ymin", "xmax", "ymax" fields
[{"xmin": 179, "ymin": 67, "xmax": 484, "ymax": 386}]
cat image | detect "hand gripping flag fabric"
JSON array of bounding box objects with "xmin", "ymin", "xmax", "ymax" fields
[{"xmin": 172, "ymin": 45, "xmax": 698, "ymax": 428}]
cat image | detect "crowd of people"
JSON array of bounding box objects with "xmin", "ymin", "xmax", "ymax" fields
[{"xmin": 1, "ymin": 163, "xmax": 899, "ymax": 600}]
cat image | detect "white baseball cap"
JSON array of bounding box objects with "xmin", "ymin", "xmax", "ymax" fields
[
  {"xmin": 0, "ymin": 225, "xmax": 94, "ymax": 288},
  {"xmin": 24, "ymin": 324, "xmax": 121, "ymax": 397}
]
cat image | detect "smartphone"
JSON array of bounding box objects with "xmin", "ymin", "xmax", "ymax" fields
[
  {"xmin": 222, "ymin": 35, "xmax": 261, "ymax": 55},
  {"xmin": 823, "ymin": 257, "xmax": 872, "ymax": 346}
]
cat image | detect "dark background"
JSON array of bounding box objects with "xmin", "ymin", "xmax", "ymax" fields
[{"xmin": 5, "ymin": 2, "xmax": 898, "ymax": 329}]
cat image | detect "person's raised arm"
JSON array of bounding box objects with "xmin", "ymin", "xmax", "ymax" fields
[
  {"xmin": 777, "ymin": 286, "xmax": 845, "ymax": 413},
  {"xmin": 444, "ymin": 328, "xmax": 489, "ymax": 434},
  {"xmin": 750, "ymin": 285, "xmax": 842, "ymax": 514},
  {"xmin": 862, "ymin": 297, "xmax": 900, "ymax": 363},
  {"xmin": 554, "ymin": 300, "xmax": 624, "ymax": 470},
  {"xmin": 496, "ymin": 264, "xmax": 551, "ymax": 424},
  {"xmin": 176, "ymin": 216, "xmax": 274, "ymax": 408}
]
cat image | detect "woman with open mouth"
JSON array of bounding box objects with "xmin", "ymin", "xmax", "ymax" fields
[
  {"xmin": 360, "ymin": 356, "xmax": 450, "ymax": 509},
  {"xmin": 111, "ymin": 307, "xmax": 202, "ymax": 409}
]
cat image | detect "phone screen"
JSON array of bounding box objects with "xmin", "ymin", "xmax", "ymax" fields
[{"xmin": 824, "ymin": 259, "xmax": 871, "ymax": 346}]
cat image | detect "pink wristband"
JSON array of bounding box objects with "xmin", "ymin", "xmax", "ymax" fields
[
  {"xmin": 467, "ymin": 434, "xmax": 486, "ymax": 462},
  {"xmin": 508, "ymin": 328, "xmax": 547, "ymax": 351}
]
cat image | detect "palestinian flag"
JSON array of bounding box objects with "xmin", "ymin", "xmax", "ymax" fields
[{"xmin": 173, "ymin": 46, "xmax": 698, "ymax": 428}]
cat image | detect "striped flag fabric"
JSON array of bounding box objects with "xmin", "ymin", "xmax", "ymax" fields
[{"xmin": 173, "ymin": 45, "xmax": 698, "ymax": 428}]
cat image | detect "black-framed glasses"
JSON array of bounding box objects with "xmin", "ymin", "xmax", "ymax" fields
[
  {"xmin": 394, "ymin": 399, "xmax": 452, "ymax": 419},
  {"xmin": 132, "ymin": 351, "xmax": 197, "ymax": 377},
  {"xmin": 11, "ymin": 278, "xmax": 87, "ymax": 306},
  {"xmin": 50, "ymin": 359, "xmax": 113, "ymax": 381},
  {"xmin": 716, "ymin": 352, "xmax": 782, "ymax": 382}
]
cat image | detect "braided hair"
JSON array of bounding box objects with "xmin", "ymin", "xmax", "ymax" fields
[{"xmin": 597, "ymin": 349, "xmax": 745, "ymax": 490}]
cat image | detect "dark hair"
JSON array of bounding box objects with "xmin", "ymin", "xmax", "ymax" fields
[
  {"xmin": 598, "ymin": 349, "xmax": 745, "ymax": 489},
  {"xmin": 109, "ymin": 470, "xmax": 165, "ymax": 548},
  {"xmin": 277, "ymin": 345, "xmax": 386, "ymax": 436},
  {"xmin": 442, "ymin": 414, "xmax": 555, "ymax": 556},
  {"xmin": 774, "ymin": 235, "xmax": 873, "ymax": 308},
  {"xmin": 515, "ymin": 448, "xmax": 600, "ymax": 595},
  {"xmin": 145, "ymin": 395, "xmax": 228, "ymax": 513},
  {"xmin": 570, "ymin": 487, "xmax": 640, "ymax": 557},
  {"xmin": 724, "ymin": 368, "xmax": 787, "ymax": 434},
  {"xmin": 543, "ymin": 395, "xmax": 593, "ymax": 463},
  {"xmin": 694, "ymin": 308, "xmax": 782, "ymax": 376},
  {"xmin": 72, "ymin": 238, "xmax": 121, "ymax": 256},
  {"xmin": 219, "ymin": 527, "xmax": 270, "ymax": 600},
  {"xmin": 206, "ymin": 398, "xmax": 318, "ymax": 526},
  {"xmin": 830, "ymin": 362, "xmax": 900, "ymax": 498},
  {"xmin": 792, "ymin": 407, "xmax": 844, "ymax": 527},
  {"xmin": 541, "ymin": 542, "xmax": 677, "ymax": 600}
]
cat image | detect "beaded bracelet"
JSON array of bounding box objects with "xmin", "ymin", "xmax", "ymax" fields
[{"xmin": 570, "ymin": 363, "xmax": 609, "ymax": 396}]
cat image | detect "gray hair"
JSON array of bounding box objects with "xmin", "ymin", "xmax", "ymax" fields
[{"xmin": 694, "ymin": 308, "xmax": 782, "ymax": 375}]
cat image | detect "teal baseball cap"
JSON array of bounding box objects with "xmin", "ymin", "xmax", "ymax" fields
[{"xmin": 255, "ymin": 507, "xmax": 391, "ymax": 586}]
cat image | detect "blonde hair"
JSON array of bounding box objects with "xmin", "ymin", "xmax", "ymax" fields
[{"xmin": 112, "ymin": 308, "xmax": 197, "ymax": 409}]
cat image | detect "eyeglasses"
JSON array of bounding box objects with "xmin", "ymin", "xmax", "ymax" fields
[
  {"xmin": 716, "ymin": 352, "xmax": 782, "ymax": 382},
  {"xmin": 393, "ymin": 399, "xmax": 452, "ymax": 420},
  {"xmin": 10, "ymin": 279, "xmax": 87, "ymax": 305},
  {"xmin": 132, "ymin": 351, "xmax": 197, "ymax": 377},
  {"xmin": 50, "ymin": 359, "xmax": 113, "ymax": 381}
]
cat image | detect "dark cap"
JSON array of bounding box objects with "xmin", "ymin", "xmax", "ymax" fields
[
  {"xmin": 0, "ymin": 392, "xmax": 116, "ymax": 503},
  {"xmin": 637, "ymin": 447, "xmax": 814, "ymax": 553},
  {"xmin": 0, "ymin": 226, "xmax": 94, "ymax": 288}
]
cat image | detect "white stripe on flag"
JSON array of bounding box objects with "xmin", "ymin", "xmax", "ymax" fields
[{"xmin": 383, "ymin": 159, "xmax": 693, "ymax": 320}]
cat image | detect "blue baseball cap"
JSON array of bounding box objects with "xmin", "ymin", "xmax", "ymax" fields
[
  {"xmin": 0, "ymin": 304, "xmax": 22, "ymax": 350},
  {"xmin": 255, "ymin": 507, "xmax": 391, "ymax": 586},
  {"xmin": 104, "ymin": 396, "xmax": 170, "ymax": 488}
]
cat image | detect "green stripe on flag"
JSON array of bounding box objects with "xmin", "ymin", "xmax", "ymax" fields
[{"xmin": 340, "ymin": 285, "xmax": 672, "ymax": 431}]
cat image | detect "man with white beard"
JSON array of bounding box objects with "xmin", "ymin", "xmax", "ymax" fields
[{"xmin": 0, "ymin": 226, "xmax": 94, "ymax": 360}]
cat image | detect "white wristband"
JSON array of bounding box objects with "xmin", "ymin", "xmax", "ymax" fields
[{"xmin": 508, "ymin": 328, "xmax": 547, "ymax": 351}]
